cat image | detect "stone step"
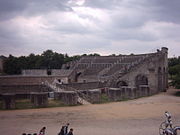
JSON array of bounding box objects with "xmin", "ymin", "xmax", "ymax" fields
[{"xmin": 77, "ymin": 96, "xmax": 91, "ymax": 105}]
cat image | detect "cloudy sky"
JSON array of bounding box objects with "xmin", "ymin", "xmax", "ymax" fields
[{"xmin": 0, "ymin": 0, "xmax": 180, "ymax": 57}]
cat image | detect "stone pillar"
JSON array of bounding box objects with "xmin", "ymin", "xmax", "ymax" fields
[
  {"xmin": 107, "ymin": 88, "xmax": 122, "ymax": 101},
  {"xmin": 30, "ymin": 92, "xmax": 48, "ymax": 107},
  {"xmin": 139, "ymin": 85, "xmax": 149, "ymax": 97},
  {"xmin": 131, "ymin": 87, "xmax": 137, "ymax": 99},
  {"xmin": 2, "ymin": 93, "xmax": 16, "ymax": 109},
  {"xmin": 121, "ymin": 87, "xmax": 126, "ymax": 100},
  {"xmin": 136, "ymin": 88, "xmax": 141, "ymax": 98},
  {"xmin": 88, "ymin": 89, "xmax": 101, "ymax": 103},
  {"xmin": 55, "ymin": 91, "xmax": 78, "ymax": 105},
  {"xmin": 125, "ymin": 87, "xmax": 132, "ymax": 99}
]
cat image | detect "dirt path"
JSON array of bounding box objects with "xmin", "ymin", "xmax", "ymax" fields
[{"xmin": 0, "ymin": 88, "xmax": 180, "ymax": 135}]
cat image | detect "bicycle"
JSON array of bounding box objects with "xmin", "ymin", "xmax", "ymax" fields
[{"xmin": 159, "ymin": 111, "xmax": 180, "ymax": 135}]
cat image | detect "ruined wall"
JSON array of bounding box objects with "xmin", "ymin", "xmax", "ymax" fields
[
  {"xmin": 110, "ymin": 47, "xmax": 168, "ymax": 94},
  {"xmin": 0, "ymin": 85, "xmax": 50, "ymax": 94},
  {"xmin": 107, "ymin": 86, "xmax": 150, "ymax": 102},
  {"xmin": 22, "ymin": 69, "xmax": 48, "ymax": 76},
  {"xmin": 57, "ymin": 82, "xmax": 105, "ymax": 90},
  {"xmin": 0, "ymin": 76, "xmax": 63, "ymax": 85}
]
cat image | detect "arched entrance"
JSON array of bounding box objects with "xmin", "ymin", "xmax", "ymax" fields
[
  {"xmin": 75, "ymin": 72, "xmax": 81, "ymax": 82},
  {"xmin": 116, "ymin": 81, "xmax": 128, "ymax": 88},
  {"xmin": 135, "ymin": 74, "xmax": 148, "ymax": 89}
]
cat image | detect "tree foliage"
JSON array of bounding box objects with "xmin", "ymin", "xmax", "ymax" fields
[
  {"xmin": 3, "ymin": 50, "xmax": 100, "ymax": 75},
  {"xmin": 168, "ymin": 57, "xmax": 180, "ymax": 89}
]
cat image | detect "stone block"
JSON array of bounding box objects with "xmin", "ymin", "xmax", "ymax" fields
[
  {"xmin": 30, "ymin": 92, "xmax": 48, "ymax": 107},
  {"xmin": 139, "ymin": 85, "xmax": 149, "ymax": 97},
  {"xmin": 108, "ymin": 88, "xmax": 122, "ymax": 101},
  {"xmin": 87, "ymin": 89, "xmax": 101, "ymax": 103},
  {"xmin": 131, "ymin": 87, "xmax": 137, "ymax": 99},
  {"xmin": 54, "ymin": 91, "xmax": 78, "ymax": 105},
  {"xmin": 121, "ymin": 87, "xmax": 126, "ymax": 100},
  {"xmin": 2, "ymin": 93, "xmax": 16, "ymax": 109}
]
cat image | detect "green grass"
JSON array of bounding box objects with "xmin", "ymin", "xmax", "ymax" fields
[
  {"xmin": 174, "ymin": 91, "xmax": 180, "ymax": 97},
  {"xmin": 47, "ymin": 99, "xmax": 66, "ymax": 108},
  {"xmin": 16, "ymin": 99, "xmax": 34, "ymax": 109},
  {"xmin": 98, "ymin": 94, "xmax": 110, "ymax": 104},
  {"xmin": 0, "ymin": 99, "xmax": 78, "ymax": 110}
]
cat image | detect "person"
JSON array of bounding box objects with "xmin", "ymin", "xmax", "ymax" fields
[
  {"xmin": 58, "ymin": 123, "xmax": 70, "ymax": 135},
  {"xmin": 63, "ymin": 123, "xmax": 70, "ymax": 135},
  {"xmin": 67, "ymin": 128, "xmax": 73, "ymax": 135},
  {"xmin": 39, "ymin": 127, "xmax": 46, "ymax": 135},
  {"xmin": 58, "ymin": 126, "xmax": 65, "ymax": 135}
]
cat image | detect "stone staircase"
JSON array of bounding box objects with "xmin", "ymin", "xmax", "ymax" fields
[
  {"xmin": 44, "ymin": 81, "xmax": 63, "ymax": 92},
  {"xmin": 99, "ymin": 53, "xmax": 158, "ymax": 85},
  {"xmin": 52, "ymin": 82, "xmax": 91, "ymax": 105}
]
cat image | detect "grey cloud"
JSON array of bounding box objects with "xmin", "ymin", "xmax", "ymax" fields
[
  {"xmin": 84, "ymin": 0, "xmax": 180, "ymax": 23},
  {"xmin": 0, "ymin": 0, "xmax": 72, "ymax": 20},
  {"xmin": 84, "ymin": 0, "xmax": 121, "ymax": 9}
]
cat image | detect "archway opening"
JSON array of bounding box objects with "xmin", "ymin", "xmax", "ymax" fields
[
  {"xmin": 135, "ymin": 74, "xmax": 148, "ymax": 89},
  {"xmin": 116, "ymin": 81, "xmax": 128, "ymax": 88}
]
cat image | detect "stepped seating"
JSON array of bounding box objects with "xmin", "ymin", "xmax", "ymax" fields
[{"xmin": 51, "ymin": 69, "xmax": 73, "ymax": 76}]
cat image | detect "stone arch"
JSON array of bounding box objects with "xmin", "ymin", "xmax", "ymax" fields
[
  {"xmin": 47, "ymin": 69, "xmax": 52, "ymax": 75},
  {"xmin": 135, "ymin": 74, "xmax": 148, "ymax": 89},
  {"xmin": 75, "ymin": 72, "xmax": 82, "ymax": 82},
  {"xmin": 116, "ymin": 80, "xmax": 128, "ymax": 88}
]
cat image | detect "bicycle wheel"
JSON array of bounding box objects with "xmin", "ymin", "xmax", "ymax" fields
[
  {"xmin": 159, "ymin": 127, "xmax": 165, "ymax": 135},
  {"xmin": 160, "ymin": 122, "xmax": 167, "ymax": 130}
]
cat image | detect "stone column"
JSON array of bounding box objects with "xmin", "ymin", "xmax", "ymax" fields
[
  {"xmin": 2, "ymin": 93, "xmax": 16, "ymax": 109},
  {"xmin": 88, "ymin": 89, "xmax": 101, "ymax": 103},
  {"xmin": 139, "ymin": 85, "xmax": 149, "ymax": 97},
  {"xmin": 107, "ymin": 88, "xmax": 122, "ymax": 101},
  {"xmin": 121, "ymin": 87, "xmax": 126, "ymax": 100},
  {"xmin": 55, "ymin": 91, "xmax": 78, "ymax": 105},
  {"xmin": 131, "ymin": 87, "xmax": 137, "ymax": 99},
  {"xmin": 30, "ymin": 92, "xmax": 48, "ymax": 107}
]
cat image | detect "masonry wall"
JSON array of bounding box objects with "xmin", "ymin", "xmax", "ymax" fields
[
  {"xmin": 109, "ymin": 48, "xmax": 168, "ymax": 94},
  {"xmin": 0, "ymin": 76, "xmax": 64, "ymax": 85},
  {"xmin": 0, "ymin": 85, "xmax": 50, "ymax": 94},
  {"xmin": 22, "ymin": 69, "xmax": 48, "ymax": 76},
  {"xmin": 57, "ymin": 82, "xmax": 105, "ymax": 90}
]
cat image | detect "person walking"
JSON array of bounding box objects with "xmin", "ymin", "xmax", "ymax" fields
[
  {"xmin": 67, "ymin": 128, "xmax": 73, "ymax": 135},
  {"xmin": 39, "ymin": 127, "xmax": 46, "ymax": 135},
  {"xmin": 58, "ymin": 123, "xmax": 70, "ymax": 135},
  {"xmin": 63, "ymin": 123, "xmax": 70, "ymax": 135}
]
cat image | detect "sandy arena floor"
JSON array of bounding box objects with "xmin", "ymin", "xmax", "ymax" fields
[{"xmin": 0, "ymin": 88, "xmax": 180, "ymax": 135}]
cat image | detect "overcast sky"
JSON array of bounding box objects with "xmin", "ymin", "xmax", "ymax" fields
[{"xmin": 0, "ymin": 0, "xmax": 180, "ymax": 57}]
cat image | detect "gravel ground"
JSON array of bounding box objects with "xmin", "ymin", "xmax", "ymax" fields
[{"xmin": 0, "ymin": 88, "xmax": 180, "ymax": 135}]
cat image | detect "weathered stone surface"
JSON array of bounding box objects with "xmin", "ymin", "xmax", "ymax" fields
[
  {"xmin": 87, "ymin": 89, "xmax": 101, "ymax": 103},
  {"xmin": 30, "ymin": 92, "xmax": 48, "ymax": 107},
  {"xmin": 108, "ymin": 88, "xmax": 122, "ymax": 101},
  {"xmin": 0, "ymin": 47, "xmax": 168, "ymax": 103},
  {"xmin": 139, "ymin": 85, "xmax": 150, "ymax": 97},
  {"xmin": 2, "ymin": 93, "xmax": 16, "ymax": 109},
  {"xmin": 131, "ymin": 87, "xmax": 137, "ymax": 99},
  {"xmin": 54, "ymin": 91, "xmax": 78, "ymax": 105},
  {"xmin": 121, "ymin": 87, "xmax": 126, "ymax": 100}
]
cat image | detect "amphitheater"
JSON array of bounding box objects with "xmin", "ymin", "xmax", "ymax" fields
[{"xmin": 0, "ymin": 47, "xmax": 168, "ymax": 108}]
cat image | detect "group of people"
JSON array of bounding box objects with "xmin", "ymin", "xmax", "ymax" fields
[
  {"xmin": 58, "ymin": 123, "xmax": 73, "ymax": 135},
  {"xmin": 22, "ymin": 123, "xmax": 73, "ymax": 135}
]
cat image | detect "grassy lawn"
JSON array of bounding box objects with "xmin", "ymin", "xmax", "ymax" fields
[
  {"xmin": 98, "ymin": 94, "xmax": 110, "ymax": 104},
  {"xmin": 0, "ymin": 99, "xmax": 72, "ymax": 110},
  {"xmin": 174, "ymin": 91, "xmax": 180, "ymax": 97}
]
